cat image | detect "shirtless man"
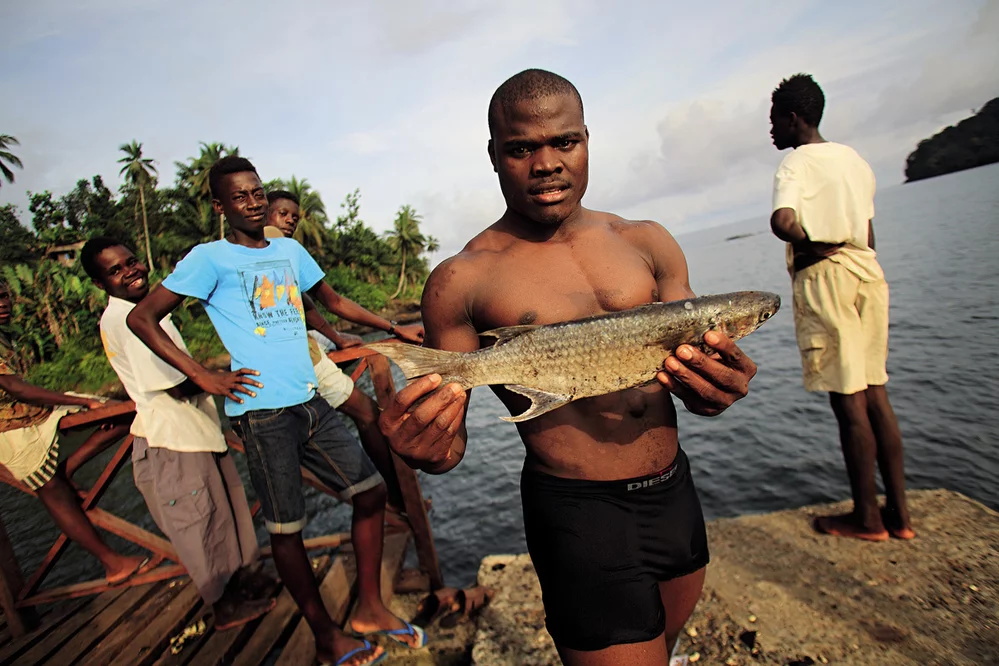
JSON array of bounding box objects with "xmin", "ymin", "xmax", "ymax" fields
[{"xmin": 378, "ymin": 69, "xmax": 758, "ymax": 665}]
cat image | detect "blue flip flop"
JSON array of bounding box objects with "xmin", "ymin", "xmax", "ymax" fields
[
  {"xmin": 319, "ymin": 638, "xmax": 386, "ymax": 666},
  {"xmin": 354, "ymin": 620, "xmax": 427, "ymax": 649}
]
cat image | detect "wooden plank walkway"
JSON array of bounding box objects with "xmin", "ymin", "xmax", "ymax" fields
[{"xmin": 0, "ymin": 531, "xmax": 412, "ymax": 666}]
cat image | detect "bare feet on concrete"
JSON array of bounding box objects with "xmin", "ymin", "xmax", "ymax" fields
[{"xmin": 813, "ymin": 513, "xmax": 890, "ymax": 542}]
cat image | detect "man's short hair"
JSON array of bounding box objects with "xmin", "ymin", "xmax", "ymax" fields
[
  {"xmin": 81, "ymin": 236, "xmax": 130, "ymax": 283},
  {"xmin": 488, "ymin": 69, "xmax": 584, "ymax": 136},
  {"xmin": 208, "ymin": 156, "xmax": 259, "ymax": 199},
  {"xmin": 771, "ymin": 73, "xmax": 825, "ymax": 127},
  {"xmin": 267, "ymin": 190, "xmax": 299, "ymax": 206}
]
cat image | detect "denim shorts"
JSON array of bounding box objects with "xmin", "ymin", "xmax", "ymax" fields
[{"xmin": 231, "ymin": 395, "xmax": 383, "ymax": 534}]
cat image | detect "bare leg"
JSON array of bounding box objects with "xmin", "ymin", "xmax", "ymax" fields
[
  {"xmin": 660, "ymin": 567, "xmax": 706, "ymax": 655},
  {"xmin": 35, "ymin": 470, "xmax": 148, "ymax": 581},
  {"xmin": 817, "ymin": 392, "xmax": 889, "ymax": 541},
  {"xmin": 865, "ymin": 385, "xmax": 914, "ymax": 539},
  {"xmin": 63, "ymin": 421, "xmax": 132, "ymax": 481},
  {"xmin": 557, "ymin": 634, "xmax": 670, "ymax": 666},
  {"xmin": 346, "ymin": 482, "xmax": 423, "ymax": 647},
  {"xmin": 337, "ymin": 388, "xmax": 403, "ymax": 508},
  {"xmin": 269, "ymin": 532, "xmax": 383, "ymax": 665},
  {"xmin": 553, "ymin": 568, "xmax": 704, "ymax": 665}
]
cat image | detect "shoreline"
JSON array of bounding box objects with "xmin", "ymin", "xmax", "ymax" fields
[{"xmin": 453, "ymin": 489, "xmax": 997, "ymax": 665}]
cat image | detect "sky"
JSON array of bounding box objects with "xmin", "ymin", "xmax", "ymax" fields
[{"xmin": 2, "ymin": 0, "xmax": 996, "ymax": 265}]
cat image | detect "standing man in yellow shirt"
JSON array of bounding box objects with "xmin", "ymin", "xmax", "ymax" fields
[{"xmin": 769, "ymin": 73, "xmax": 914, "ymax": 542}]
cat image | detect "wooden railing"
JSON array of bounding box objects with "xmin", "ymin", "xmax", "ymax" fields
[{"xmin": 0, "ymin": 348, "xmax": 441, "ymax": 638}]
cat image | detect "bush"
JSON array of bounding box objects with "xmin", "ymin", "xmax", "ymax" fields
[
  {"xmin": 324, "ymin": 265, "xmax": 390, "ymax": 312},
  {"xmin": 26, "ymin": 338, "xmax": 120, "ymax": 394}
]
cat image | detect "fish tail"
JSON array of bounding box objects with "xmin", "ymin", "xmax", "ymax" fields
[{"xmin": 366, "ymin": 342, "xmax": 465, "ymax": 383}]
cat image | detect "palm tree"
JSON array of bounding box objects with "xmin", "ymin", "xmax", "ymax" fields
[
  {"xmin": 0, "ymin": 135, "xmax": 24, "ymax": 191},
  {"xmin": 269, "ymin": 176, "xmax": 329, "ymax": 251},
  {"xmin": 384, "ymin": 205, "xmax": 428, "ymax": 299},
  {"xmin": 118, "ymin": 141, "xmax": 157, "ymax": 266},
  {"xmin": 175, "ymin": 142, "xmax": 239, "ymax": 239},
  {"xmin": 426, "ymin": 235, "xmax": 440, "ymax": 260}
]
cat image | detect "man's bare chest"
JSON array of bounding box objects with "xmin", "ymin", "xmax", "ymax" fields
[{"xmin": 471, "ymin": 249, "xmax": 659, "ymax": 333}]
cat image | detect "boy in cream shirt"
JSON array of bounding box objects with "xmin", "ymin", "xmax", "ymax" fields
[{"xmin": 82, "ymin": 237, "xmax": 276, "ymax": 630}]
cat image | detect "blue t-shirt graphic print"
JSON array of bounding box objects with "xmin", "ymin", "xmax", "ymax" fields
[
  {"xmin": 162, "ymin": 238, "xmax": 326, "ymax": 417},
  {"xmin": 239, "ymin": 260, "xmax": 306, "ymax": 341}
]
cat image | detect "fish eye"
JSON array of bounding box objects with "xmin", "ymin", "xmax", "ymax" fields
[{"xmin": 761, "ymin": 312, "xmax": 771, "ymax": 320}]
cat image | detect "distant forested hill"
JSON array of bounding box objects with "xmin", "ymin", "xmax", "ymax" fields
[{"xmin": 905, "ymin": 97, "xmax": 999, "ymax": 182}]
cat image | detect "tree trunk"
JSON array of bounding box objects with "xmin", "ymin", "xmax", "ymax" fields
[
  {"xmin": 139, "ymin": 186, "xmax": 153, "ymax": 267},
  {"xmin": 390, "ymin": 247, "xmax": 407, "ymax": 299},
  {"xmin": 40, "ymin": 290, "xmax": 64, "ymax": 348}
]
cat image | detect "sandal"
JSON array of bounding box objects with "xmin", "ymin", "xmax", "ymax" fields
[
  {"xmin": 411, "ymin": 586, "xmax": 462, "ymax": 627},
  {"xmin": 440, "ymin": 585, "xmax": 495, "ymax": 628},
  {"xmin": 350, "ymin": 620, "xmax": 427, "ymax": 649}
]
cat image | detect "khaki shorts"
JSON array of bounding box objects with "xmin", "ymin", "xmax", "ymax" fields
[
  {"xmin": 132, "ymin": 437, "xmax": 260, "ymax": 604},
  {"xmin": 792, "ymin": 260, "xmax": 890, "ymax": 395},
  {"xmin": 0, "ymin": 405, "xmax": 80, "ymax": 489},
  {"xmin": 314, "ymin": 353, "xmax": 354, "ymax": 408}
]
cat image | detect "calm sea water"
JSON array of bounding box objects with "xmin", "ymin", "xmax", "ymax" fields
[{"xmin": 3, "ymin": 164, "xmax": 997, "ymax": 592}]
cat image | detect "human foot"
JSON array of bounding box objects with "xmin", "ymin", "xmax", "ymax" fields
[
  {"xmin": 349, "ymin": 609, "xmax": 427, "ymax": 649},
  {"xmin": 317, "ymin": 634, "xmax": 385, "ymax": 666},
  {"xmin": 812, "ymin": 514, "xmax": 889, "ymax": 542},
  {"xmin": 233, "ymin": 566, "xmax": 279, "ymax": 601},
  {"xmin": 105, "ymin": 555, "xmax": 155, "ymax": 586},
  {"xmin": 412, "ymin": 586, "xmax": 462, "ymax": 627},
  {"xmin": 214, "ymin": 597, "xmax": 276, "ymax": 631},
  {"xmin": 439, "ymin": 585, "xmax": 495, "ymax": 629},
  {"xmin": 880, "ymin": 507, "xmax": 916, "ymax": 540}
]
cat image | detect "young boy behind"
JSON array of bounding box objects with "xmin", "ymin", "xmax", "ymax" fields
[{"xmin": 263, "ymin": 190, "xmax": 424, "ymax": 511}]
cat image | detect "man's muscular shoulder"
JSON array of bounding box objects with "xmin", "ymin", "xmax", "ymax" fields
[
  {"xmin": 597, "ymin": 212, "xmax": 692, "ymax": 299},
  {"xmin": 420, "ymin": 229, "xmax": 505, "ymax": 339}
]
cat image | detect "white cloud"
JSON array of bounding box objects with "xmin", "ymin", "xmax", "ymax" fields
[{"xmin": 1, "ymin": 0, "xmax": 994, "ymax": 266}]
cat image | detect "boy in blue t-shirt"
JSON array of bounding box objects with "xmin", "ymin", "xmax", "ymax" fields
[{"xmin": 128, "ymin": 157, "xmax": 425, "ymax": 666}]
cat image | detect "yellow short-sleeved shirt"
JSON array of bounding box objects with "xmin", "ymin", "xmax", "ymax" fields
[{"xmin": 772, "ymin": 142, "xmax": 884, "ymax": 282}]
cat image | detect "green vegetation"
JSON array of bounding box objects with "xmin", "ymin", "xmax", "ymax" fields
[
  {"xmin": 905, "ymin": 97, "xmax": 999, "ymax": 182},
  {"xmin": 0, "ymin": 136, "xmax": 437, "ymax": 394}
]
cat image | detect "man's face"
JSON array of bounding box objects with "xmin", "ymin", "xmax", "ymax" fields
[
  {"xmin": 212, "ymin": 171, "xmax": 268, "ymax": 235},
  {"xmin": 769, "ymin": 105, "xmax": 795, "ymax": 150},
  {"xmin": 0, "ymin": 285, "xmax": 11, "ymax": 327},
  {"xmin": 267, "ymin": 198, "xmax": 300, "ymax": 238},
  {"xmin": 489, "ymin": 93, "xmax": 589, "ymax": 226},
  {"xmin": 93, "ymin": 245, "xmax": 150, "ymax": 302}
]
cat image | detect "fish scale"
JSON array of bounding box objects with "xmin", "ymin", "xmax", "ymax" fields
[{"xmin": 368, "ymin": 291, "xmax": 780, "ymax": 422}]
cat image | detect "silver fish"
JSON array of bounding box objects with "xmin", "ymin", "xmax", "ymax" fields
[{"xmin": 368, "ymin": 291, "xmax": 780, "ymax": 422}]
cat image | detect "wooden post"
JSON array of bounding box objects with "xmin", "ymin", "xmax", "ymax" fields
[
  {"xmin": 0, "ymin": 508, "xmax": 37, "ymax": 636},
  {"xmin": 367, "ymin": 353, "xmax": 445, "ymax": 589}
]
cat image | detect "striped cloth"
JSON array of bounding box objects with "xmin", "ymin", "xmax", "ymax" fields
[{"xmin": 23, "ymin": 437, "xmax": 60, "ymax": 490}]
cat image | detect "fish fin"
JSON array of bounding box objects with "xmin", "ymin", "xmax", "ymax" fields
[
  {"xmin": 365, "ymin": 342, "xmax": 462, "ymax": 381},
  {"xmin": 479, "ymin": 325, "xmax": 539, "ymax": 345},
  {"xmin": 500, "ymin": 385, "xmax": 572, "ymax": 423}
]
